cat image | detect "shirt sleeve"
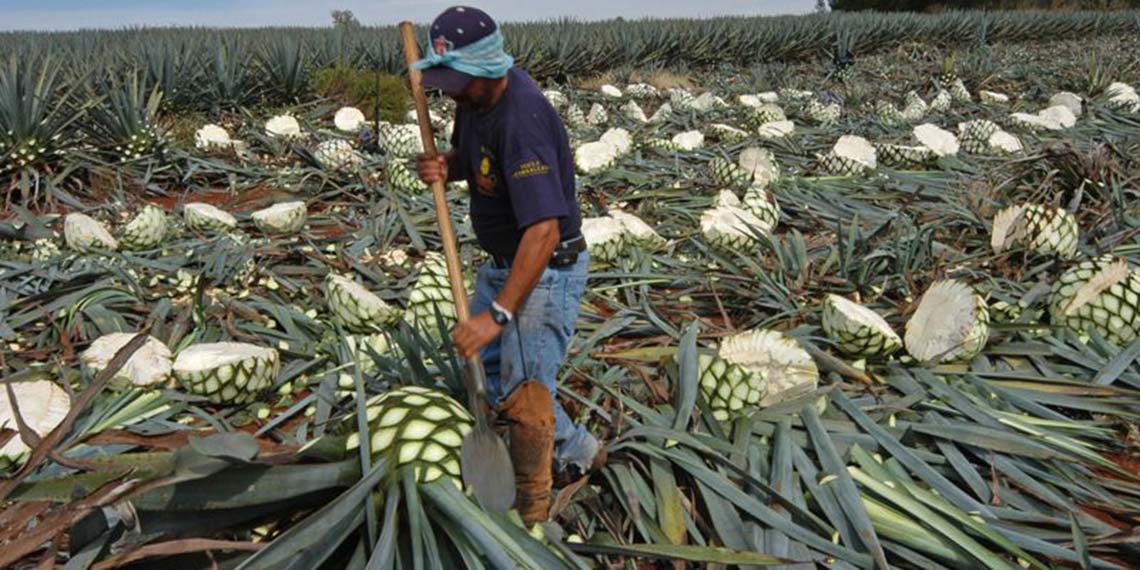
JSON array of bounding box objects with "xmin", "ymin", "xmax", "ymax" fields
[{"xmin": 503, "ymin": 143, "xmax": 568, "ymax": 229}]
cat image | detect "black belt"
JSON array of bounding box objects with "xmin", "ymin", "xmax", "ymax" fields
[{"xmin": 491, "ymin": 235, "xmax": 586, "ymax": 269}]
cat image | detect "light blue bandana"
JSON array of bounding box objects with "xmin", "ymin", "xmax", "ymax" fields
[{"xmin": 411, "ymin": 27, "xmax": 514, "ymax": 79}]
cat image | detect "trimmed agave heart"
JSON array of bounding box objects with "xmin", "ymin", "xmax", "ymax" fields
[
  {"xmin": 609, "ymin": 210, "xmax": 666, "ymax": 251},
  {"xmin": 251, "ymin": 201, "xmax": 307, "ymax": 235},
  {"xmin": 80, "ymin": 332, "xmax": 173, "ymax": 389},
  {"xmin": 991, "ymin": 204, "xmax": 1079, "ymax": 259},
  {"xmin": 822, "ymin": 294, "xmax": 902, "ymax": 358},
  {"xmin": 388, "ymin": 160, "xmax": 427, "ymax": 193},
  {"xmin": 120, "ymin": 205, "xmax": 168, "ymax": 250},
  {"xmin": 315, "ymin": 139, "xmax": 364, "ymax": 171},
  {"xmin": 701, "ymin": 191, "xmax": 772, "ymax": 250},
  {"xmin": 378, "ymin": 123, "xmax": 424, "ymax": 158},
  {"xmin": 348, "ymin": 386, "xmax": 473, "ymax": 486},
  {"xmin": 904, "ymin": 279, "xmax": 990, "ymax": 364},
  {"xmin": 183, "ymin": 202, "xmax": 237, "ymax": 233},
  {"xmin": 698, "ymin": 329, "xmax": 819, "ymax": 421},
  {"xmin": 581, "ymin": 216, "xmax": 628, "ymax": 263},
  {"xmin": 325, "ymin": 273, "xmax": 401, "ymax": 333},
  {"xmin": 1, "ymin": 380, "xmax": 70, "ymax": 470},
  {"xmin": 817, "ymin": 135, "xmax": 876, "ymax": 175},
  {"xmin": 404, "ymin": 252, "xmax": 461, "ymax": 336},
  {"xmin": 172, "ymin": 342, "xmax": 279, "ymax": 405},
  {"xmin": 1049, "ymin": 256, "xmax": 1140, "ymax": 346},
  {"xmin": 64, "ymin": 213, "xmax": 118, "ymax": 252}
]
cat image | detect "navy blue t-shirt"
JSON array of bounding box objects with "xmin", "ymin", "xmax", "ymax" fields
[{"xmin": 449, "ymin": 67, "xmax": 581, "ymax": 261}]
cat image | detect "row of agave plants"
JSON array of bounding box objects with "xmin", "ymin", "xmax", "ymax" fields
[{"xmin": 3, "ymin": 29, "xmax": 1140, "ymax": 570}]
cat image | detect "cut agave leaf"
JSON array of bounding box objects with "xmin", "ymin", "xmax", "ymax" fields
[{"xmin": 904, "ymin": 279, "xmax": 990, "ymax": 363}]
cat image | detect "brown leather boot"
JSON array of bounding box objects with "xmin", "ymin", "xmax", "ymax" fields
[{"xmin": 498, "ymin": 380, "xmax": 555, "ymax": 527}]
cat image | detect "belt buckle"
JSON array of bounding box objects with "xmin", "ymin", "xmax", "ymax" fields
[{"xmin": 549, "ymin": 249, "xmax": 578, "ymax": 268}]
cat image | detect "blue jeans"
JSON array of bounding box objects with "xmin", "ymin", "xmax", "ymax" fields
[{"xmin": 470, "ymin": 251, "xmax": 597, "ymax": 473}]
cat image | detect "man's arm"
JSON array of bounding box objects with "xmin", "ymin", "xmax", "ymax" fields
[
  {"xmin": 495, "ymin": 218, "xmax": 559, "ymax": 314},
  {"xmin": 451, "ymin": 218, "xmax": 558, "ymax": 358},
  {"xmin": 415, "ymin": 150, "xmax": 465, "ymax": 184}
]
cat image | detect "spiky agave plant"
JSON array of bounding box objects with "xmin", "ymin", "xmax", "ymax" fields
[
  {"xmin": 0, "ymin": 55, "xmax": 86, "ymax": 198},
  {"xmin": 830, "ymin": 28, "xmax": 856, "ymax": 83},
  {"xmin": 259, "ymin": 37, "xmax": 308, "ymax": 104},
  {"xmin": 84, "ymin": 71, "xmax": 168, "ymax": 163}
]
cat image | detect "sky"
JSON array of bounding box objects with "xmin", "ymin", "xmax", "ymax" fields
[{"xmin": 0, "ymin": 0, "xmax": 816, "ymax": 31}]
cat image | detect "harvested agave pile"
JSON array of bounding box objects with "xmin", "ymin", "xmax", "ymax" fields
[{"xmin": 3, "ymin": 11, "xmax": 1140, "ymax": 570}]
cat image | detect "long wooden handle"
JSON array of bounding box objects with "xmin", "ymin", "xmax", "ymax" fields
[{"xmin": 399, "ymin": 21, "xmax": 471, "ymax": 323}]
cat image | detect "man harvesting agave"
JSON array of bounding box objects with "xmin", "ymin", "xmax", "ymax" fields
[{"xmin": 413, "ymin": 5, "xmax": 602, "ymax": 526}]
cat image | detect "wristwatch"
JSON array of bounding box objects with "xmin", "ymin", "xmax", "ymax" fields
[{"xmin": 490, "ymin": 301, "xmax": 513, "ymax": 326}]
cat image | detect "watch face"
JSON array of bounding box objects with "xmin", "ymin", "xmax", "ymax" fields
[{"xmin": 492, "ymin": 308, "xmax": 509, "ymax": 325}]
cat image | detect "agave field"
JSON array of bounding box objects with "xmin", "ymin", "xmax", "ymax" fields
[{"xmin": 4, "ymin": 9, "xmax": 1140, "ymax": 570}]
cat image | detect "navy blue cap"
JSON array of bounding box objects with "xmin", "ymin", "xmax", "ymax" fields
[{"xmin": 420, "ymin": 6, "xmax": 499, "ymax": 93}]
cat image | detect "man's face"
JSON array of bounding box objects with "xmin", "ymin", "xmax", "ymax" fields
[{"xmin": 448, "ymin": 78, "xmax": 496, "ymax": 110}]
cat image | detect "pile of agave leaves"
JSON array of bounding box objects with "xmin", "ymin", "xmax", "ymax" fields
[{"xmin": 4, "ymin": 28, "xmax": 1140, "ymax": 570}]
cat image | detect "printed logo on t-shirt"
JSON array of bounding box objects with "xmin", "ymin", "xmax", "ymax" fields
[
  {"xmin": 475, "ymin": 145, "xmax": 500, "ymax": 197},
  {"xmin": 510, "ymin": 159, "xmax": 551, "ymax": 180}
]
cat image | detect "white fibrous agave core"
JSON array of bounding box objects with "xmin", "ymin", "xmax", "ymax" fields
[
  {"xmin": 913, "ymin": 123, "xmax": 959, "ymax": 156},
  {"xmin": 335, "ymin": 107, "xmax": 367, "ymax": 132}
]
